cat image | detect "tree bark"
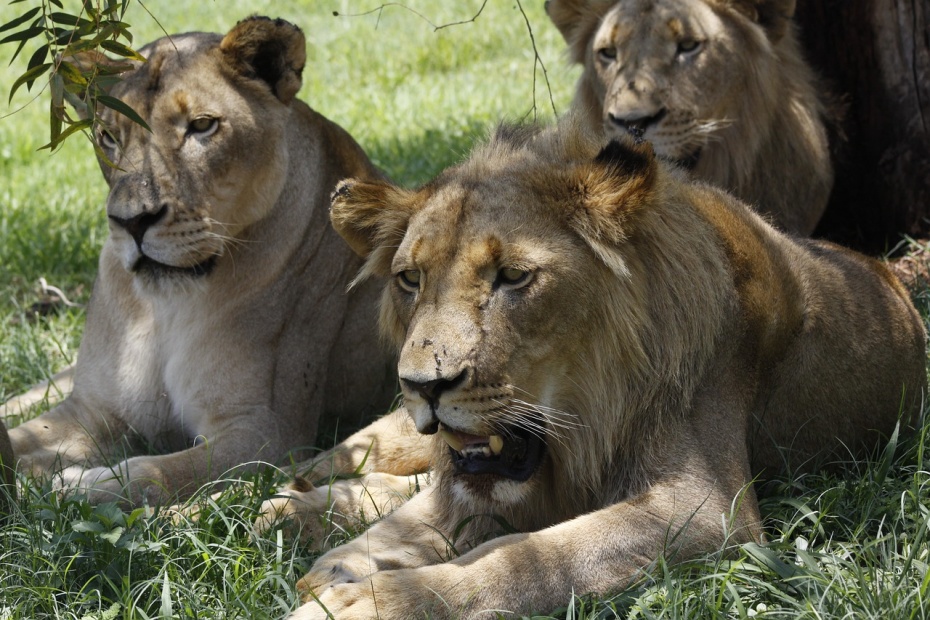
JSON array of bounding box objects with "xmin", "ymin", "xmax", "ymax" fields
[{"xmin": 796, "ymin": 0, "xmax": 930, "ymax": 252}]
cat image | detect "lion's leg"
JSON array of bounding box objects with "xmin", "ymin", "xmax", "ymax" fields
[
  {"xmin": 295, "ymin": 480, "xmax": 761, "ymax": 619},
  {"xmin": 57, "ymin": 437, "xmax": 252, "ymax": 506},
  {"xmin": 11, "ymin": 396, "xmax": 126, "ymax": 476},
  {"xmin": 44, "ymin": 408, "xmax": 287, "ymax": 506},
  {"xmin": 0, "ymin": 366, "xmax": 75, "ymax": 420},
  {"xmin": 293, "ymin": 423, "xmax": 762, "ymax": 618}
]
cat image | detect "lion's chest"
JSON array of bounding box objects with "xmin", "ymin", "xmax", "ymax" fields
[{"xmin": 119, "ymin": 294, "xmax": 272, "ymax": 446}]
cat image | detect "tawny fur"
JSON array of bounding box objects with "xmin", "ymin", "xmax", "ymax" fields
[
  {"xmin": 279, "ymin": 119, "xmax": 924, "ymax": 619},
  {"xmin": 546, "ymin": 0, "xmax": 833, "ymax": 235},
  {"xmin": 6, "ymin": 17, "xmax": 395, "ymax": 506}
]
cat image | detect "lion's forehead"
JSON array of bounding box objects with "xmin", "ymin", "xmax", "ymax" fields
[
  {"xmin": 397, "ymin": 186, "xmax": 580, "ymax": 278},
  {"xmin": 112, "ymin": 34, "xmax": 225, "ymax": 107},
  {"xmin": 599, "ymin": 0, "xmax": 724, "ymax": 49},
  {"xmin": 139, "ymin": 32, "xmax": 222, "ymax": 67}
]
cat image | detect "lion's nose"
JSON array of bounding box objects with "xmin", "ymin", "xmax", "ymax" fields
[
  {"xmin": 109, "ymin": 204, "xmax": 168, "ymax": 248},
  {"xmin": 402, "ymin": 368, "xmax": 469, "ymax": 407},
  {"xmin": 608, "ymin": 108, "xmax": 667, "ymax": 139}
]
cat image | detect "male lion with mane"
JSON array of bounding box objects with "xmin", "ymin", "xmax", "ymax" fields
[
  {"xmin": 275, "ymin": 122, "xmax": 924, "ymax": 619},
  {"xmin": 545, "ymin": 0, "xmax": 833, "ymax": 235},
  {"xmin": 5, "ymin": 16, "xmax": 395, "ymax": 506}
]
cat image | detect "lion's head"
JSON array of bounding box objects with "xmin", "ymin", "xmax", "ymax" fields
[
  {"xmin": 546, "ymin": 0, "xmax": 832, "ymax": 235},
  {"xmin": 331, "ymin": 124, "xmax": 732, "ymax": 524},
  {"xmin": 79, "ymin": 17, "xmax": 306, "ymax": 286}
]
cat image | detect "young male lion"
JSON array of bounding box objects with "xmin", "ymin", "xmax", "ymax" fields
[
  {"xmin": 6, "ymin": 17, "xmax": 395, "ymax": 506},
  {"xmin": 545, "ymin": 0, "xmax": 833, "ymax": 235},
  {"xmin": 278, "ymin": 124, "xmax": 924, "ymax": 619}
]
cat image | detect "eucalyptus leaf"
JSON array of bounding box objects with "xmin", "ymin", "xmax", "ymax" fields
[
  {"xmin": 0, "ymin": 6, "xmax": 41, "ymax": 34},
  {"xmin": 9, "ymin": 62, "xmax": 51, "ymax": 102},
  {"xmin": 99, "ymin": 39, "xmax": 145, "ymax": 60},
  {"xmin": 97, "ymin": 94, "xmax": 150, "ymax": 132},
  {"xmin": 39, "ymin": 117, "xmax": 92, "ymax": 151}
]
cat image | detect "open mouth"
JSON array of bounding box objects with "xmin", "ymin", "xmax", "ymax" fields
[
  {"xmin": 440, "ymin": 423, "xmax": 545, "ymax": 482},
  {"xmin": 133, "ymin": 255, "xmax": 217, "ymax": 278}
]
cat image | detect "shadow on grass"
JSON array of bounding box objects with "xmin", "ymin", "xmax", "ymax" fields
[{"xmin": 365, "ymin": 119, "xmax": 497, "ymax": 188}]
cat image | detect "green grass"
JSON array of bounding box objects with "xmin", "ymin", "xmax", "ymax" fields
[{"xmin": 1, "ymin": 1, "xmax": 929, "ymax": 618}]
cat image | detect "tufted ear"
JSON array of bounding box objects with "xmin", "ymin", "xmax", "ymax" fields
[
  {"xmin": 545, "ymin": 0, "xmax": 615, "ymax": 64},
  {"xmin": 220, "ymin": 16, "xmax": 306, "ymax": 104},
  {"xmin": 566, "ymin": 139, "xmax": 658, "ymax": 248},
  {"xmin": 330, "ymin": 178, "xmax": 420, "ymax": 276},
  {"xmin": 723, "ymin": 0, "xmax": 797, "ymax": 43}
]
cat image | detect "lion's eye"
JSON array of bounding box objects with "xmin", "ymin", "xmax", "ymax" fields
[
  {"xmin": 97, "ymin": 129, "xmax": 118, "ymax": 150},
  {"xmin": 497, "ymin": 267, "xmax": 533, "ymax": 288},
  {"xmin": 397, "ymin": 269, "xmax": 421, "ymax": 292},
  {"xmin": 188, "ymin": 117, "xmax": 219, "ymax": 137},
  {"xmin": 676, "ymin": 38, "xmax": 702, "ymax": 56},
  {"xmin": 596, "ymin": 47, "xmax": 617, "ymax": 63}
]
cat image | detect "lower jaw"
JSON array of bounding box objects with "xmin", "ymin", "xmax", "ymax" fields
[
  {"xmin": 132, "ymin": 254, "xmax": 217, "ymax": 279},
  {"xmin": 447, "ymin": 441, "xmax": 545, "ymax": 482},
  {"xmin": 450, "ymin": 471, "xmax": 537, "ymax": 507}
]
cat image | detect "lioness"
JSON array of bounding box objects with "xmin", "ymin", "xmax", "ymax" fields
[
  {"xmin": 7, "ymin": 17, "xmax": 395, "ymax": 506},
  {"xmin": 545, "ymin": 0, "xmax": 833, "ymax": 235},
  {"xmin": 280, "ymin": 124, "xmax": 925, "ymax": 619}
]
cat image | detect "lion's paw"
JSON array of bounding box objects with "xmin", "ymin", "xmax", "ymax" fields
[
  {"xmin": 290, "ymin": 580, "xmax": 379, "ymax": 620},
  {"xmin": 296, "ymin": 551, "xmax": 372, "ymax": 595},
  {"xmin": 254, "ymin": 481, "xmax": 337, "ymax": 550},
  {"xmin": 55, "ymin": 465, "xmax": 131, "ymax": 504}
]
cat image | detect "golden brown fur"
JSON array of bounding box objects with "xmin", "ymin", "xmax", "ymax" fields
[
  {"xmin": 7, "ymin": 17, "xmax": 395, "ymax": 506},
  {"xmin": 281, "ymin": 121, "xmax": 925, "ymax": 619},
  {"xmin": 546, "ymin": 0, "xmax": 833, "ymax": 235}
]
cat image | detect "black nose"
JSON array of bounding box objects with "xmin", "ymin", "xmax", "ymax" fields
[
  {"xmin": 608, "ymin": 108, "xmax": 668, "ymax": 139},
  {"xmin": 109, "ymin": 204, "xmax": 168, "ymax": 248},
  {"xmin": 402, "ymin": 369, "xmax": 468, "ymax": 407}
]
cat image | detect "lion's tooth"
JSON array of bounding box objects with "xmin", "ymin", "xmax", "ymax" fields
[
  {"xmin": 439, "ymin": 429, "xmax": 465, "ymax": 452},
  {"xmin": 489, "ymin": 435, "xmax": 504, "ymax": 455}
]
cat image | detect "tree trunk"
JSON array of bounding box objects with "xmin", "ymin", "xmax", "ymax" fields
[{"xmin": 796, "ymin": 0, "xmax": 930, "ymax": 253}]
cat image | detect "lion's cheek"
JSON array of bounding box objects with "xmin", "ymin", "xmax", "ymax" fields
[{"xmin": 203, "ymin": 141, "xmax": 289, "ymax": 234}]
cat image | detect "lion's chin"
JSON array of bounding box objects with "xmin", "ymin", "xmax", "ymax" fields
[
  {"xmin": 132, "ymin": 254, "xmax": 217, "ymax": 280},
  {"xmin": 440, "ymin": 424, "xmax": 545, "ymax": 482}
]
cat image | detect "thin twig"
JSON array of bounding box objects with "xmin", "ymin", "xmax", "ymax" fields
[
  {"xmin": 515, "ymin": 0, "xmax": 558, "ymax": 121},
  {"xmin": 334, "ymin": 1, "xmax": 489, "ymax": 32},
  {"xmin": 334, "ymin": 1, "xmax": 558, "ymax": 119}
]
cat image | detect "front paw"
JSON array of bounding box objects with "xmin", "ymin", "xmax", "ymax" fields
[
  {"xmin": 292, "ymin": 567, "xmax": 461, "ymax": 620},
  {"xmin": 290, "ymin": 580, "xmax": 378, "ymax": 620},
  {"xmin": 55, "ymin": 463, "xmax": 166, "ymax": 506},
  {"xmin": 254, "ymin": 481, "xmax": 336, "ymax": 550},
  {"xmin": 56, "ymin": 465, "xmax": 128, "ymax": 504},
  {"xmin": 296, "ymin": 553, "xmax": 370, "ymax": 595}
]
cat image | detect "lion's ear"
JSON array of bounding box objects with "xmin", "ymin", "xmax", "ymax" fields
[
  {"xmin": 567, "ymin": 139, "xmax": 658, "ymax": 247},
  {"xmin": 220, "ymin": 16, "xmax": 306, "ymax": 104},
  {"xmin": 545, "ymin": 0, "xmax": 609, "ymax": 64},
  {"xmin": 330, "ymin": 179, "xmax": 419, "ymax": 274},
  {"xmin": 725, "ymin": 0, "xmax": 797, "ymax": 43}
]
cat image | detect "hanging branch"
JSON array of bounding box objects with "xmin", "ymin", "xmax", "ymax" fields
[{"xmin": 1, "ymin": 0, "xmax": 148, "ymax": 157}]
